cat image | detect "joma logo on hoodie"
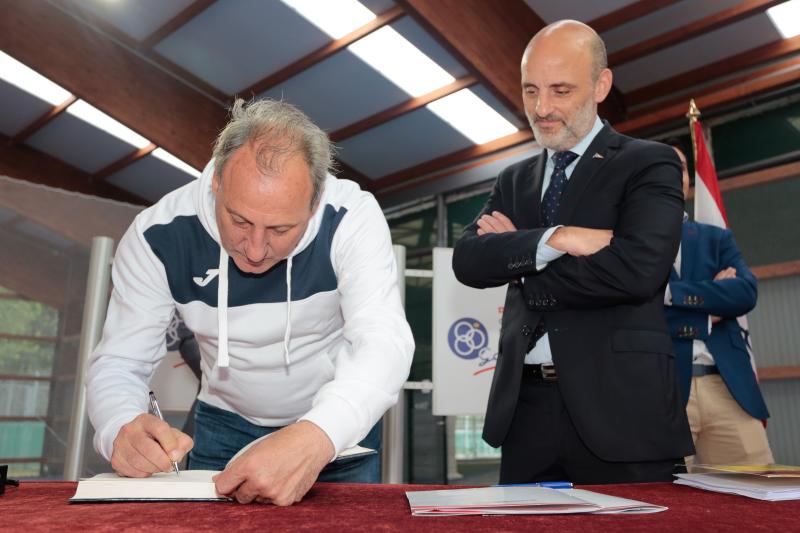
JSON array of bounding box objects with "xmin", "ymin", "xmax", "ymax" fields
[{"xmin": 193, "ymin": 269, "xmax": 219, "ymax": 287}]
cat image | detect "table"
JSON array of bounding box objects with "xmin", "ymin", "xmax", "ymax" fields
[{"xmin": 2, "ymin": 481, "xmax": 798, "ymax": 531}]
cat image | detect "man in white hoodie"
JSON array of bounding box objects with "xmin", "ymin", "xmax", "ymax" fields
[{"xmin": 86, "ymin": 99, "xmax": 414, "ymax": 505}]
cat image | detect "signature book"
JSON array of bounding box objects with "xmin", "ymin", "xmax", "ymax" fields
[
  {"xmin": 70, "ymin": 470, "xmax": 225, "ymax": 502},
  {"xmin": 70, "ymin": 444, "xmax": 376, "ymax": 503}
]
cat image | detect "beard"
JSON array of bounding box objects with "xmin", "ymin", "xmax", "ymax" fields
[{"xmin": 527, "ymin": 96, "xmax": 596, "ymax": 152}]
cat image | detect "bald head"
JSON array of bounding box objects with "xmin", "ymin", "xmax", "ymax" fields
[
  {"xmin": 523, "ymin": 20, "xmax": 607, "ymax": 82},
  {"xmin": 520, "ymin": 20, "xmax": 612, "ymax": 151}
]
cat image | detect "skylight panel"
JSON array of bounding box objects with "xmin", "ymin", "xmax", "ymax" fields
[
  {"xmin": 282, "ymin": 0, "xmax": 375, "ymax": 39},
  {"xmin": 65, "ymin": 100, "xmax": 151, "ymax": 149},
  {"xmin": 427, "ymin": 89, "xmax": 519, "ymax": 145},
  {"xmin": 349, "ymin": 26, "xmax": 455, "ymax": 97},
  {"xmin": 767, "ymin": 0, "xmax": 800, "ymax": 38},
  {"xmin": 152, "ymin": 148, "xmax": 201, "ymax": 178},
  {"xmin": 0, "ymin": 51, "xmax": 71, "ymax": 105}
]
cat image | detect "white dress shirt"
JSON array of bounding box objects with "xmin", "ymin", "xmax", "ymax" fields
[{"xmin": 525, "ymin": 116, "xmax": 604, "ymax": 365}]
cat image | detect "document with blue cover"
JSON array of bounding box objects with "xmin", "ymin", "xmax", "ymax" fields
[{"xmin": 405, "ymin": 486, "xmax": 667, "ymax": 516}]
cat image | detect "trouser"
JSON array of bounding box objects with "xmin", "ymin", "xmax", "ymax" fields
[
  {"xmin": 685, "ymin": 374, "xmax": 774, "ymax": 466},
  {"xmin": 499, "ymin": 370, "xmax": 682, "ymax": 485},
  {"xmin": 187, "ymin": 400, "xmax": 382, "ymax": 482}
]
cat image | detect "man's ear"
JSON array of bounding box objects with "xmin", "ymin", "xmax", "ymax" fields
[{"xmin": 594, "ymin": 68, "xmax": 613, "ymax": 103}]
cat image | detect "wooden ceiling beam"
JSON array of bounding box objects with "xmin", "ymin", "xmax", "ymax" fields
[
  {"xmin": 374, "ymin": 64, "xmax": 800, "ymax": 197},
  {"xmin": 608, "ymin": 0, "xmax": 784, "ymax": 67},
  {"xmin": 0, "ymin": 0, "xmax": 229, "ymax": 171},
  {"xmin": 615, "ymin": 63, "xmax": 800, "ymax": 135},
  {"xmin": 12, "ymin": 95, "xmax": 77, "ymax": 144},
  {"xmin": 53, "ymin": 0, "xmax": 229, "ymax": 103},
  {"xmin": 241, "ymin": 5, "xmax": 405, "ymax": 98},
  {"xmin": 139, "ymin": 0, "xmax": 217, "ymax": 49},
  {"xmin": 373, "ymin": 129, "xmax": 534, "ymax": 192},
  {"xmin": 0, "ymin": 133, "xmax": 147, "ymax": 205},
  {"xmin": 588, "ymin": 0, "xmax": 682, "ymax": 34},
  {"xmin": 335, "ymin": 160, "xmax": 374, "ymax": 192},
  {"xmin": 329, "ymin": 75, "xmax": 476, "ymax": 142},
  {"xmin": 627, "ymin": 35, "xmax": 800, "ymax": 107},
  {"xmin": 634, "ymin": 55, "xmax": 800, "ymax": 119},
  {"xmin": 398, "ymin": 0, "xmax": 546, "ymax": 118},
  {"xmin": 94, "ymin": 143, "xmax": 157, "ymax": 181}
]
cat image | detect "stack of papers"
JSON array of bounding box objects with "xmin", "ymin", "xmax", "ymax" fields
[
  {"xmin": 405, "ymin": 486, "xmax": 667, "ymax": 516},
  {"xmin": 674, "ymin": 464, "xmax": 800, "ymax": 501}
]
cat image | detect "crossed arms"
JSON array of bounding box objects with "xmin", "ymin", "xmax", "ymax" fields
[{"xmin": 453, "ymin": 152, "xmax": 684, "ymax": 309}]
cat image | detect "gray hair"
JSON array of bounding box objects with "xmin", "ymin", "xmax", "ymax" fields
[
  {"xmin": 588, "ymin": 32, "xmax": 607, "ymax": 82},
  {"xmin": 212, "ymin": 98, "xmax": 334, "ymax": 207}
]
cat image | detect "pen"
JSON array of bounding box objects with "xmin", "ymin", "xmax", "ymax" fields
[
  {"xmin": 496, "ymin": 482, "xmax": 573, "ymax": 489},
  {"xmin": 148, "ymin": 390, "xmax": 180, "ymax": 476}
]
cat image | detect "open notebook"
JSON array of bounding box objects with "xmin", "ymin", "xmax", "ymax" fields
[
  {"xmin": 69, "ymin": 443, "xmax": 376, "ymax": 503},
  {"xmin": 405, "ymin": 486, "xmax": 668, "ymax": 516}
]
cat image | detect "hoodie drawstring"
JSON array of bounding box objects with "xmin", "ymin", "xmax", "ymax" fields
[
  {"xmin": 217, "ymin": 247, "xmax": 230, "ymax": 368},
  {"xmin": 283, "ymin": 256, "xmax": 293, "ymax": 367},
  {"xmin": 216, "ymin": 247, "xmax": 292, "ymax": 370}
]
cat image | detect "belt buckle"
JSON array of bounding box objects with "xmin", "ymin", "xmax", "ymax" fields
[{"xmin": 540, "ymin": 363, "xmax": 557, "ymax": 381}]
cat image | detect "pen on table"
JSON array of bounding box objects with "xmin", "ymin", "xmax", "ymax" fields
[
  {"xmin": 148, "ymin": 390, "xmax": 180, "ymax": 476},
  {"xmin": 496, "ymin": 481, "xmax": 573, "ymax": 489}
]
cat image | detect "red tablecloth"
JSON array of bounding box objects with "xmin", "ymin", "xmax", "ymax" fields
[{"xmin": 2, "ymin": 481, "xmax": 799, "ymax": 532}]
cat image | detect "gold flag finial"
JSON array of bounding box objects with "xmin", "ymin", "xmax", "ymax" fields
[
  {"xmin": 686, "ymin": 99, "xmax": 701, "ymax": 122},
  {"xmin": 687, "ymin": 99, "xmax": 701, "ymax": 168}
]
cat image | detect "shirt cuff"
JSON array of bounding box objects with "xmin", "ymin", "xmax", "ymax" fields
[
  {"xmin": 536, "ymin": 226, "xmax": 566, "ymax": 270},
  {"xmin": 664, "ymin": 285, "xmax": 673, "ymax": 306},
  {"xmin": 299, "ymin": 395, "xmax": 362, "ymax": 462}
]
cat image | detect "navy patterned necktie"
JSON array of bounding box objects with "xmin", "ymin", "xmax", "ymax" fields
[
  {"xmin": 540, "ymin": 150, "xmax": 578, "ymax": 226},
  {"xmin": 531, "ymin": 150, "xmax": 578, "ymax": 350}
]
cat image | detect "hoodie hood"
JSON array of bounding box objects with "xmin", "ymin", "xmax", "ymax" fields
[{"xmin": 195, "ymin": 159, "xmax": 330, "ymax": 369}]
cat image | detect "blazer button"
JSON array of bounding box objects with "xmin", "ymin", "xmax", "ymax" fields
[
  {"xmin": 521, "ymin": 325, "xmax": 531, "ymax": 336},
  {"xmin": 535, "ymin": 299, "xmax": 542, "ymax": 306},
  {"xmin": 508, "ymin": 262, "xmax": 514, "ymax": 270},
  {"xmin": 528, "ymin": 299, "xmax": 535, "ymax": 307}
]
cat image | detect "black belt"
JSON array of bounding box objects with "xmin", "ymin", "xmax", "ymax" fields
[
  {"xmin": 524, "ymin": 363, "xmax": 558, "ymax": 381},
  {"xmin": 692, "ymin": 364, "xmax": 720, "ymax": 376}
]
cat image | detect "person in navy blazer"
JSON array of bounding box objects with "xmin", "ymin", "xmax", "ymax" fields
[{"xmin": 664, "ymin": 146, "xmax": 773, "ymax": 465}]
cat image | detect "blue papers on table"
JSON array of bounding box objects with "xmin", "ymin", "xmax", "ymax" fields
[{"xmin": 405, "ymin": 486, "xmax": 667, "ymax": 516}]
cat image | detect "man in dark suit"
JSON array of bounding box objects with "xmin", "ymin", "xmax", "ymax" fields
[
  {"xmin": 665, "ymin": 147, "xmax": 773, "ymax": 465},
  {"xmin": 452, "ymin": 20, "xmax": 694, "ymax": 484}
]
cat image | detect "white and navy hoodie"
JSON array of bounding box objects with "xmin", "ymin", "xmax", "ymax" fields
[{"xmin": 86, "ymin": 160, "xmax": 414, "ymax": 461}]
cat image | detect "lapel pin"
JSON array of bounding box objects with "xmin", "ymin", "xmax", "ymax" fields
[{"xmin": 592, "ymin": 152, "xmax": 604, "ymax": 159}]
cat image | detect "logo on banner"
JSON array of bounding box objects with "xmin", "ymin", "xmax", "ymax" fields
[{"xmin": 447, "ymin": 318, "xmax": 496, "ymax": 368}]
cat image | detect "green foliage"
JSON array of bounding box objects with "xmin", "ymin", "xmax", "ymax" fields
[{"xmin": 0, "ymin": 289, "xmax": 58, "ymax": 375}]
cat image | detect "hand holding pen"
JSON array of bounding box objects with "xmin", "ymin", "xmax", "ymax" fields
[
  {"xmin": 149, "ymin": 391, "xmax": 180, "ymax": 476},
  {"xmin": 107, "ymin": 392, "xmax": 194, "ymax": 478}
]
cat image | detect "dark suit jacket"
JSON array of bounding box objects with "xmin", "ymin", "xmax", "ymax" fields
[
  {"xmin": 452, "ymin": 124, "xmax": 695, "ymax": 462},
  {"xmin": 665, "ymin": 220, "xmax": 769, "ymax": 420}
]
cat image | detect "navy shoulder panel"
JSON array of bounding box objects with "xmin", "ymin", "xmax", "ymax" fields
[
  {"xmin": 143, "ymin": 205, "xmax": 348, "ymax": 307},
  {"xmin": 144, "ymin": 215, "xmax": 220, "ymax": 306}
]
